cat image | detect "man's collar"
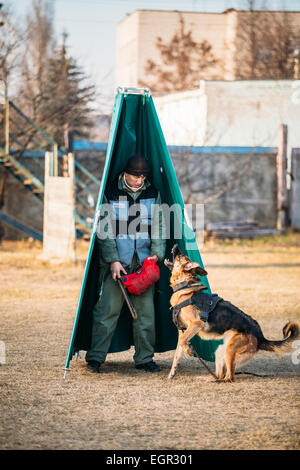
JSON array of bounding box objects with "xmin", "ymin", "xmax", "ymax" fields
[{"xmin": 118, "ymin": 172, "xmax": 150, "ymax": 191}]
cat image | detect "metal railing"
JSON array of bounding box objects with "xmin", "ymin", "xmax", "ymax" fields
[{"xmin": 0, "ymin": 97, "xmax": 101, "ymax": 237}]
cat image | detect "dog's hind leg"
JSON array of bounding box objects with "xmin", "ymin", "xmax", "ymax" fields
[
  {"xmin": 223, "ymin": 333, "xmax": 256, "ymax": 382},
  {"xmin": 235, "ymin": 334, "xmax": 258, "ymax": 369},
  {"xmin": 215, "ymin": 332, "xmax": 236, "ymax": 381},
  {"xmin": 168, "ymin": 331, "xmax": 184, "ymax": 379}
]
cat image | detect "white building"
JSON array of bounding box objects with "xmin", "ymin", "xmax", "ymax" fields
[
  {"xmin": 116, "ymin": 10, "xmax": 300, "ymax": 90},
  {"xmin": 154, "ymin": 80, "xmax": 300, "ymax": 152}
]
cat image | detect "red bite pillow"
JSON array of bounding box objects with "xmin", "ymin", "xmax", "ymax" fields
[{"xmin": 121, "ymin": 256, "xmax": 160, "ymax": 295}]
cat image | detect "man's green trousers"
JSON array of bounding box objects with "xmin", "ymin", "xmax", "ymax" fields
[{"xmin": 85, "ymin": 265, "xmax": 156, "ymax": 366}]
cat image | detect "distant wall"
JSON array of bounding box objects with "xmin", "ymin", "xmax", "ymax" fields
[
  {"xmin": 74, "ymin": 144, "xmax": 279, "ymax": 228},
  {"xmin": 291, "ymin": 149, "xmax": 300, "ymax": 229},
  {"xmin": 0, "ymin": 144, "xmax": 278, "ymax": 240},
  {"xmin": 169, "ymin": 146, "xmax": 278, "ymax": 228},
  {"xmin": 155, "ymin": 80, "xmax": 300, "ymax": 153}
]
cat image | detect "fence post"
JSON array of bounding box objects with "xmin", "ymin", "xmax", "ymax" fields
[
  {"xmin": 276, "ymin": 124, "xmax": 288, "ymax": 231},
  {"xmin": 4, "ymin": 96, "xmax": 9, "ymax": 158},
  {"xmin": 68, "ymin": 152, "xmax": 77, "ymax": 264},
  {"xmin": 53, "ymin": 143, "xmax": 58, "ymax": 177}
]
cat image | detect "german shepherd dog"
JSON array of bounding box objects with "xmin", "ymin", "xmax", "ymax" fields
[{"xmin": 164, "ymin": 245, "xmax": 299, "ymax": 382}]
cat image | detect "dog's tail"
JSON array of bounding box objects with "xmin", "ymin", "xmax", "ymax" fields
[{"xmin": 259, "ymin": 321, "xmax": 300, "ymax": 353}]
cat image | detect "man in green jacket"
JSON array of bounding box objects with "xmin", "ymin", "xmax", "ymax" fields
[{"xmin": 86, "ymin": 155, "xmax": 166, "ymax": 373}]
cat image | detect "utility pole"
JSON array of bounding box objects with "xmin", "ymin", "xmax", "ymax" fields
[
  {"xmin": 0, "ymin": 3, "xmax": 8, "ymax": 157},
  {"xmin": 4, "ymin": 88, "xmax": 9, "ymax": 158},
  {"xmin": 0, "ymin": 3, "xmax": 4, "ymax": 27}
]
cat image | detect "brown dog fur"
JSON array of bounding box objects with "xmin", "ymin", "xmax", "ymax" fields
[{"xmin": 165, "ymin": 247, "xmax": 299, "ymax": 382}]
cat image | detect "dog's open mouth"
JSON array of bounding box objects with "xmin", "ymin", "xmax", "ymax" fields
[
  {"xmin": 164, "ymin": 244, "xmax": 182, "ymax": 271},
  {"xmin": 164, "ymin": 257, "xmax": 173, "ymax": 271}
]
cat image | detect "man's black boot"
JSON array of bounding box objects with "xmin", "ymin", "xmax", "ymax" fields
[
  {"xmin": 135, "ymin": 361, "xmax": 161, "ymax": 373},
  {"xmin": 86, "ymin": 360, "xmax": 101, "ymax": 373}
]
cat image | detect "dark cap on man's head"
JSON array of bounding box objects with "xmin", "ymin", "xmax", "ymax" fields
[{"xmin": 125, "ymin": 155, "xmax": 150, "ymax": 176}]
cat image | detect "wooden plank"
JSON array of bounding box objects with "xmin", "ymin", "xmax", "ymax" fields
[
  {"xmin": 205, "ymin": 228, "xmax": 282, "ymax": 239},
  {"xmin": 206, "ymin": 221, "xmax": 259, "ymax": 231},
  {"xmin": 276, "ymin": 124, "xmax": 288, "ymax": 230}
]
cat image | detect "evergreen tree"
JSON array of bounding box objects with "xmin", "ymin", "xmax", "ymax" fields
[
  {"xmin": 13, "ymin": 1, "xmax": 96, "ymax": 151},
  {"xmin": 41, "ymin": 33, "xmax": 96, "ymax": 149}
]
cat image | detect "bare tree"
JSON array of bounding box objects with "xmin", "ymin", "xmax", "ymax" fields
[
  {"xmin": 17, "ymin": 0, "xmax": 55, "ymax": 124},
  {"xmin": 6, "ymin": 1, "xmax": 96, "ymax": 152},
  {"xmin": 0, "ymin": 4, "xmax": 22, "ymax": 238},
  {"xmin": 0, "ymin": 4, "xmax": 22, "ymax": 98},
  {"xmin": 141, "ymin": 12, "xmax": 219, "ymax": 93},
  {"xmin": 236, "ymin": 1, "xmax": 300, "ymax": 79}
]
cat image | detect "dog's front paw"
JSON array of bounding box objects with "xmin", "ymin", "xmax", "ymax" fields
[{"xmin": 204, "ymin": 376, "xmax": 221, "ymax": 383}]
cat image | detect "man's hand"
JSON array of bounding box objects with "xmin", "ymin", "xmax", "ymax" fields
[
  {"xmin": 110, "ymin": 261, "xmax": 127, "ymax": 281},
  {"xmin": 148, "ymin": 255, "xmax": 158, "ymax": 262}
]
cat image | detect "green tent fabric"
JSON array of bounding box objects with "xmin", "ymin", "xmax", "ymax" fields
[{"xmin": 64, "ymin": 88, "xmax": 222, "ymax": 373}]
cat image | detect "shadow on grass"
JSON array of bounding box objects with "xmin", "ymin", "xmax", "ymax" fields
[{"xmin": 76, "ymin": 354, "xmax": 299, "ymax": 381}]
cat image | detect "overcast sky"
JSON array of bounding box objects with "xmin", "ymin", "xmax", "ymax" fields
[{"xmin": 8, "ymin": 0, "xmax": 300, "ymax": 113}]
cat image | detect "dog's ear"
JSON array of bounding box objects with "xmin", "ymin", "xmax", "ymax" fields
[
  {"xmin": 164, "ymin": 259, "xmax": 173, "ymax": 271},
  {"xmin": 184, "ymin": 261, "xmax": 207, "ymax": 276}
]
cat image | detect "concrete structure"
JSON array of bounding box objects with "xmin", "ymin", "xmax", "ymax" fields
[
  {"xmin": 1, "ymin": 143, "xmax": 281, "ymax": 241},
  {"xmin": 116, "ymin": 9, "xmax": 300, "ymax": 89},
  {"xmin": 39, "ymin": 152, "xmax": 76, "ymax": 263},
  {"xmin": 0, "ymin": 144, "xmax": 280, "ymax": 240},
  {"xmin": 170, "ymin": 146, "xmax": 278, "ymax": 229},
  {"xmin": 154, "ymin": 80, "xmax": 300, "ymax": 152}
]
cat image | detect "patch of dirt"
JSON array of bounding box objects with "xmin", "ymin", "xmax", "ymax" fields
[{"xmin": 0, "ymin": 238, "xmax": 299, "ymax": 450}]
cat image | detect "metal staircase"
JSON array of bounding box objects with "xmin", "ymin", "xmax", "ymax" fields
[
  {"xmin": 0, "ymin": 98, "xmax": 100, "ymax": 240},
  {"xmin": 0, "ymin": 149, "xmax": 44, "ymax": 200}
]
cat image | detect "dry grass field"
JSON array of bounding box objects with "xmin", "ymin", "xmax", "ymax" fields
[{"xmin": 0, "ymin": 234, "xmax": 300, "ymax": 450}]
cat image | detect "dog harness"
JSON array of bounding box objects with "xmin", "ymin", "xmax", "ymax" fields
[{"xmin": 171, "ymin": 287, "xmax": 223, "ymax": 330}]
